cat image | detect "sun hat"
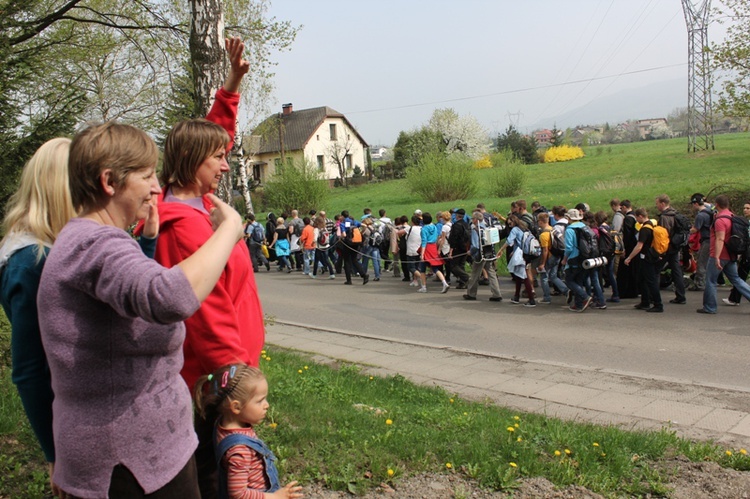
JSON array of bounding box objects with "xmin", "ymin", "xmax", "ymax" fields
[{"xmin": 565, "ymin": 208, "xmax": 583, "ymax": 221}]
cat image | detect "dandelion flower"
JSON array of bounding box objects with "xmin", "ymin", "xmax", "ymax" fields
[
  {"xmin": 449, "ymin": 398, "xmax": 454, "ymax": 403},
  {"xmin": 304, "ymin": 365, "xmax": 308, "ymax": 369},
  {"xmin": 446, "ymin": 463, "xmax": 452, "ymax": 469},
  {"xmin": 463, "ymin": 412, "xmax": 468, "ymax": 416},
  {"xmin": 387, "ymin": 469, "xmax": 394, "ymax": 477},
  {"xmin": 506, "ymin": 427, "xmax": 515, "ymax": 433},
  {"xmin": 385, "ymin": 419, "xmax": 393, "ymax": 425},
  {"xmin": 564, "ymin": 449, "xmax": 571, "ymax": 455},
  {"xmin": 554, "ymin": 450, "xmax": 561, "ymax": 457},
  {"xmin": 265, "ymin": 357, "xmax": 271, "ymax": 361},
  {"xmin": 297, "ymin": 370, "xmax": 302, "ymax": 374},
  {"xmin": 509, "ymin": 462, "xmax": 517, "ymax": 468},
  {"xmin": 513, "ymin": 416, "xmax": 520, "ymax": 421},
  {"xmin": 261, "ymin": 350, "xmax": 267, "ymax": 355},
  {"xmin": 269, "ymin": 422, "xmax": 278, "ymax": 429},
  {"xmin": 741, "ymin": 449, "xmax": 747, "ymax": 455},
  {"xmin": 726, "ymin": 450, "xmax": 733, "ymax": 456},
  {"xmin": 514, "ymin": 423, "xmax": 519, "ymax": 428},
  {"xmin": 592, "ymin": 442, "xmax": 599, "ymax": 447},
  {"xmin": 601, "ymin": 452, "xmax": 606, "ymax": 457},
  {"xmin": 369, "ymin": 376, "xmax": 374, "ymax": 380},
  {"xmin": 517, "ymin": 437, "xmax": 523, "ymax": 442}
]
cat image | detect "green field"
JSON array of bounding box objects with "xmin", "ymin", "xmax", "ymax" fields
[{"xmin": 318, "ymin": 133, "xmax": 750, "ymax": 218}]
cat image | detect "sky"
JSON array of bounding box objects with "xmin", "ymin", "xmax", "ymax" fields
[{"xmin": 263, "ymin": 0, "xmax": 724, "ymax": 146}]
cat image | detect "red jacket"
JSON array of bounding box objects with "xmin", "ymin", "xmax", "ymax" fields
[{"xmin": 150, "ymin": 87, "xmax": 264, "ymax": 391}]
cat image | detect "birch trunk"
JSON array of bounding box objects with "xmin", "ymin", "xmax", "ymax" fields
[{"xmin": 189, "ymin": 0, "xmax": 233, "ymax": 202}]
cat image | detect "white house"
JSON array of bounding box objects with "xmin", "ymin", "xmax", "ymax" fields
[{"xmin": 244, "ymin": 103, "xmax": 368, "ymax": 184}]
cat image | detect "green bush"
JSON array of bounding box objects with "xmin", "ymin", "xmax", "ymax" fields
[
  {"xmin": 405, "ymin": 153, "xmax": 477, "ymax": 203},
  {"xmin": 263, "ymin": 158, "xmax": 329, "ymax": 214},
  {"xmin": 489, "ymin": 157, "xmax": 528, "ymax": 198}
]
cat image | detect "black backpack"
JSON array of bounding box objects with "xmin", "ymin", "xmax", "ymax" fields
[
  {"xmin": 666, "ymin": 212, "xmax": 691, "ymax": 251},
  {"xmin": 573, "ymin": 226, "xmax": 599, "ymax": 260},
  {"xmin": 597, "ymin": 229, "xmax": 615, "ymax": 259},
  {"xmin": 715, "ymin": 214, "xmax": 750, "ymax": 260},
  {"xmin": 448, "ymin": 220, "xmax": 470, "ymax": 250}
]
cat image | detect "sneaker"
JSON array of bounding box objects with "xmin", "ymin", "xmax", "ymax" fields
[
  {"xmin": 402, "ymin": 277, "xmax": 411, "ymax": 282},
  {"xmin": 409, "ymin": 280, "xmax": 419, "ymax": 287},
  {"xmin": 362, "ymin": 274, "xmax": 370, "ymax": 285},
  {"xmin": 524, "ymin": 301, "xmax": 537, "ymax": 308},
  {"xmin": 540, "ymin": 299, "xmax": 552, "ymax": 305},
  {"xmin": 344, "ymin": 281, "xmax": 352, "ymax": 285},
  {"xmin": 606, "ymin": 297, "xmax": 620, "ymax": 303},
  {"xmin": 417, "ymin": 286, "xmax": 427, "ymax": 293},
  {"xmin": 478, "ymin": 278, "xmax": 489, "ymax": 286},
  {"xmin": 309, "ymin": 274, "xmax": 316, "ymax": 279},
  {"xmin": 696, "ymin": 308, "xmax": 715, "ymax": 314},
  {"xmin": 669, "ymin": 298, "xmax": 687, "ymax": 304},
  {"xmin": 646, "ymin": 306, "xmax": 664, "ymax": 313},
  {"xmin": 595, "ymin": 303, "xmax": 607, "ymax": 310},
  {"xmin": 569, "ymin": 305, "xmax": 583, "ymax": 312},
  {"xmin": 286, "ymin": 268, "xmax": 292, "ymax": 273},
  {"xmin": 374, "ymin": 277, "xmax": 380, "ymax": 281},
  {"xmin": 441, "ymin": 282, "xmax": 450, "ymax": 294},
  {"xmin": 329, "ymin": 274, "xmax": 336, "ymax": 279},
  {"xmin": 510, "ymin": 297, "xmax": 521, "ymax": 304},
  {"xmin": 489, "ymin": 296, "xmax": 503, "ymax": 302},
  {"xmin": 456, "ymin": 282, "xmax": 467, "ymax": 289},
  {"xmin": 463, "ymin": 294, "xmax": 477, "ymax": 300},
  {"xmin": 266, "ymin": 264, "xmax": 271, "ymax": 271},
  {"xmin": 582, "ymin": 296, "xmax": 593, "ymax": 311},
  {"xmin": 722, "ymin": 298, "xmax": 739, "ymax": 306},
  {"xmin": 633, "ymin": 303, "xmax": 650, "ymax": 310}
]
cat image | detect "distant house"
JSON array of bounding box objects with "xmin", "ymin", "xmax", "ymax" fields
[
  {"xmin": 244, "ymin": 103, "xmax": 368, "ymax": 184},
  {"xmin": 635, "ymin": 118, "xmax": 668, "ymax": 140},
  {"xmin": 534, "ymin": 129, "xmax": 553, "ymax": 147},
  {"xmin": 370, "ymin": 146, "xmax": 388, "ymax": 160}
]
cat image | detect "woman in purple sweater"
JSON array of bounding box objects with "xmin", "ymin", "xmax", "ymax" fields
[{"xmin": 37, "ymin": 122, "xmax": 244, "ymax": 498}]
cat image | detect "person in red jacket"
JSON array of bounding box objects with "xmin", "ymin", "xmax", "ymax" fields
[{"xmin": 155, "ymin": 37, "xmax": 263, "ymax": 499}]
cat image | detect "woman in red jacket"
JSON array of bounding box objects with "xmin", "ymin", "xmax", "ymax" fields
[{"xmin": 154, "ymin": 37, "xmax": 263, "ymax": 499}]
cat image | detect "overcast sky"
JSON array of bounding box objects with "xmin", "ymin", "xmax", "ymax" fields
[{"xmin": 264, "ymin": 0, "xmax": 724, "ymax": 146}]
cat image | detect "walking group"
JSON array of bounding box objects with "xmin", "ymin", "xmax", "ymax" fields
[{"xmin": 250, "ymin": 194, "xmax": 750, "ymax": 315}]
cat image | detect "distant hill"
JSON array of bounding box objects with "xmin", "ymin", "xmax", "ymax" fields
[{"xmin": 535, "ymin": 78, "xmax": 686, "ymax": 129}]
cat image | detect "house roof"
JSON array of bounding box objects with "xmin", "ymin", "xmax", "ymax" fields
[{"xmin": 250, "ymin": 106, "xmax": 368, "ymax": 154}]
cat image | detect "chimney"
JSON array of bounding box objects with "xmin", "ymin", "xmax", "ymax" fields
[{"xmin": 282, "ymin": 103, "xmax": 293, "ymax": 115}]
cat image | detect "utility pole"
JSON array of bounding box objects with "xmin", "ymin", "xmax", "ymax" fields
[{"xmin": 682, "ymin": 0, "xmax": 715, "ymax": 152}]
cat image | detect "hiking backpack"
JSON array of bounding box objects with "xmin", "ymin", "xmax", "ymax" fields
[
  {"xmin": 597, "ymin": 229, "xmax": 615, "ymax": 259},
  {"xmin": 667, "ymin": 212, "xmax": 691, "ymax": 251},
  {"xmin": 251, "ymin": 223, "xmax": 264, "ymax": 244},
  {"xmin": 317, "ymin": 229, "xmax": 330, "ymax": 246},
  {"xmin": 715, "ymin": 214, "xmax": 750, "ymax": 260},
  {"xmin": 650, "ymin": 223, "xmax": 670, "ymax": 256},
  {"xmin": 369, "ymin": 226, "xmax": 384, "ymax": 247},
  {"xmin": 448, "ymin": 220, "xmax": 470, "ymax": 250},
  {"xmin": 612, "ymin": 231, "xmax": 624, "ymax": 255},
  {"xmin": 521, "ymin": 231, "xmax": 542, "ymax": 263},
  {"xmin": 572, "ymin": 226, "xmax": 599, "ymax": 260},
  {"xmin": 548, "ymin": 228, "xmax": 565, "ymax": 257}
]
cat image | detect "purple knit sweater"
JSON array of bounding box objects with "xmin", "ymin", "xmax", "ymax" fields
[{"xmin": 38, "ymin": 218, "xmax": 201, "ymax": 497}]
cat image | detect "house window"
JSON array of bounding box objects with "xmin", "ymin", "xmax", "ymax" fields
[
  {"xmin": 344, "ymin": 154, "xmax": 352, "ymax": 170},
  {"xmin": 274, "ymin": 157, "xmax": 282, "ymax": 167},
  {"xmin": 253, "ymin": 164, "xmax": 263, "ymax": 183},
  {"xmin": 329, "ymin": 124, "xmax": 337, "ymax": 141},
  {"xmin": 317, "ymin": 155, "xmax": 324, "ymax": 171},
  {"xmin": 316, "ymin": 134, "xmax": 320, "ymax": 141}
]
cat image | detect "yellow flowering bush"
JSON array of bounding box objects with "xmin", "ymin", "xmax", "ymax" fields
[
  {"xmin": 544, "ymin": 145, "xmax": 585, "ymax": 163},
  {"xmin": 473, "ymin": 154, "xmax": 492, "ymax": 169}
]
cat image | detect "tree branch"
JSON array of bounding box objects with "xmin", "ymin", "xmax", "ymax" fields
[{"xmin": 9, "ymin": 0, "xmax": 83, "ymax": 46}]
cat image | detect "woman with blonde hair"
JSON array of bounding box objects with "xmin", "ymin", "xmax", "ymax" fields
[{"xmin": 0, "ymin": 138, "xmax": 76, "ymax": 494}]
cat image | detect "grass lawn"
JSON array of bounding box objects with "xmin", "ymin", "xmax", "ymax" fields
[{"xmin": 313, "ymin": 133, "xmax": 750, "ymax": 219}]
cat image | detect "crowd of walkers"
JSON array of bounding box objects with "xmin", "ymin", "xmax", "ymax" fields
[{"xmin": 248, "ymin": 194, "xmax": 750, "ymax": 314}]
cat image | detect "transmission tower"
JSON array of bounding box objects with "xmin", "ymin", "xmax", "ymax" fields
[{"xmin": 682, "ymin": 0, "xmax": 715, "ymax": 152}]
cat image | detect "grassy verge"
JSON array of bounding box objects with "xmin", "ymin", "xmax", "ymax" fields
[
  {"xmin": 309, "ymin": 133, "xmax": 750, "ymax": 218},
  {"xmin": 258, "ymin": 347, "xmax": 749, "ymax": 496},
  {"xmin": 1, "ymin": 343, "xmax": 750, "ymax": 497}
]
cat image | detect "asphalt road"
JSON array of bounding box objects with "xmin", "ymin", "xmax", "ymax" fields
[{"xmin": 256, "ymin": 268, "xmax": 750, "ymax": 390}]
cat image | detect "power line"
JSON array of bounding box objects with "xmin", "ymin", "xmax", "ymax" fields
[{"xmin": 344, "ymin": 63, "xmax": 687, "ymax": 116}]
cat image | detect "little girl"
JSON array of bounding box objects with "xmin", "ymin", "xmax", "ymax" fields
[{"xmin": 195, "ymin": 364, "xmax": 303, "ymax": 499}]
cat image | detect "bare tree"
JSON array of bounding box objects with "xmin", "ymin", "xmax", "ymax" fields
[{"xmin": 327, "ymin": 134, "xmax": 357, "ymax": 188}]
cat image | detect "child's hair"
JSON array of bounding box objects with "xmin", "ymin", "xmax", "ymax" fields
[{"xmin": 194, "ymin": 364, "xmax": 266, "ymax": 419}]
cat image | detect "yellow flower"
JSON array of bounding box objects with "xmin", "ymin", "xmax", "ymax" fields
[
  {"xmin": 513, "ymin": 416, "xmax": 520, "ymax": 421},
  {"xmin": 268, "ymin": 422, "xmax": 278, "ymax": 429},
  {"xmin": 564, "ymin": 449, "xmax": 571, "ymax": 455},
  {"xmin": 265, "ymin": 357, "xmax": 271, "ymax": 361},
  {"xmin": 506, "ymin": 427, "xmax": 515, "ymax": 432},
  {"xmin": 261, "ymin": 350, "xmax": 267, "ymax": 355},
  {"xmin": 741, "ymin": 449, "xmax": 747, "ymax": 455},
  {"xmin": 592, "ymin": 442, "xmax": 599, "ymax": 447},
  {"xmin": 446, "ymin": 463, "xmax": 452, "ymax": 469},
  {"xmin": 449, "ymin": 398, "xmax": 454, "ymax": 403},
  {"xmin": 509, "ymin": 462, "xmax": 517, "ymax": 468},
  {"xmin": 514, "ymin": 423, "xmax": 519, "ymax": 428},
  {"xmin": 304, "ymin": 366, "xmax": 309, "ymax": 370},
  {"xmin": 726, "ymin": 450, "xmax": 733, "ymax": 456},
  {"xmin": 385, "ymin": 419, "xmax": 393, "ymax": 425},
  {"xmin": 369, "ymin": 376, "xmax": 374, "ymax": 380},
  {"xmin": 554, "ymin": 450, "xmax": 561, "ymax": 457},
  {"xmin": 297, "ymin": 369, "xmax": 302, "ymax": 374},
  {"xmin": 463, "ymin": 412, "xmax": 468, "ymax": 416},
  {"xmin": 601, "ymin": 452, "xmax": 606, "ymax": 457},
  {"xmin": 517, "ymin": 437, "xmax": 523, "ymax": 442},
  {"xmin": 387, "ymin": 469, "xmax": 394, "ymax": 477}
]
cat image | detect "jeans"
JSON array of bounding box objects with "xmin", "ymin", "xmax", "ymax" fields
[
  {"xmin": 313, "ymin": 248, "xmax": 334, "ymax": 276},
  {"xmin": 694, "ymin": 239, "xmax": 710, "ymax": 289},
  {"xmin": 587, "ymin": 268, "xmax": 605, "ymax": 305},
  {"xmin": 606, "ymin": 256, "xmax": 619, "ymax": 298},
  {"xmin": 302, "ymin": 248, "xmax": 315, "ymax": 274},
  {"xmin": 703, "ymin": 258, "xmax": 750, "ymax": 312},
  {"xmin": 542, "ymin": 254, "xmax": 568, "ymax": 301},
  {"xmin": 565, "ymin": 265, "xmax": 589, "ymax": 308},
  {"xmin": 362, "ymin": 245, "xmax": 381, "ymax": 278},
  {"xmin": 248, "ymin": 242, "xmax": 269, "ymax": 272},
  {"xmin": 729, "ymin": 256, "xmax": 750, "ymax": 303}
]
